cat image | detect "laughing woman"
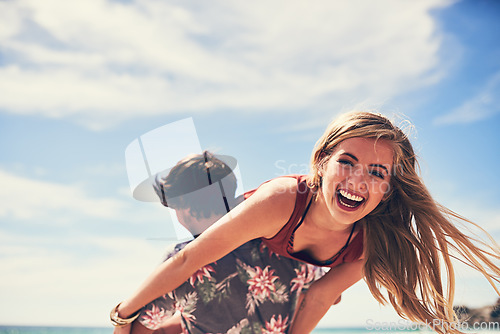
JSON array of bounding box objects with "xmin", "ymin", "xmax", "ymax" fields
[{"xmin": 112, "ymin": 111, "xmax": 499, "ymax": 334}]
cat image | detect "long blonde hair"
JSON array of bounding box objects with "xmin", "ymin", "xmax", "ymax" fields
[{"xmin": 310, "ymin": 111, "xmax": 500, "ymax": 334}]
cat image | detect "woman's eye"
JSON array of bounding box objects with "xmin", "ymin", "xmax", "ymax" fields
[
  {"xmin": 369, "ymin": 170, "xmax": 385, "ymax": 179},
  {"xmin": 338, "ymin": 159, "xmax": 354, "ymax": 167}
]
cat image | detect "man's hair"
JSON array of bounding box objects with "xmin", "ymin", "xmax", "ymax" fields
[{"xmin": 153, "ymin": 151, "xmax": 237, "ymax": 219}]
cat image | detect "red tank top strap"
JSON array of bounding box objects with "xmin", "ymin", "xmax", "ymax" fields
[{"xmin": 244, "ymin": 175, "xmax": 312, "ymax": 259}]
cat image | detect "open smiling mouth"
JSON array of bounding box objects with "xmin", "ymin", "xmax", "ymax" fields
[{"xmin": 337, "ymin": 189, "xmax": 365, "ymax": 210}]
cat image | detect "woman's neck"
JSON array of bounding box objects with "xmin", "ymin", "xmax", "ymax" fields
[{"xmin": 307, "ymin": 193, "xmax": 356, "ymax": 234}]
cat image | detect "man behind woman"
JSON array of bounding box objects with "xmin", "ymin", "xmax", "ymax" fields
[{"xmin": 128, "ymin": 151, "xmax": 323, "ymax": 333}]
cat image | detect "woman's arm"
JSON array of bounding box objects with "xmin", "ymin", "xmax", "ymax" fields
[
  {"xmin": 114, "ymin": 178, "xmax": 298, "ymax": 320},
  {"xmin": 289, "ymin": 260, "xmax": 364, "ymax": 334}
]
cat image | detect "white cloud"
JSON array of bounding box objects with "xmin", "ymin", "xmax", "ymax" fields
[
  {"xmin": 434, "ymin": 71, "xmax": 500, "ymax": 125},
  {"xmin": 0, "ymin": 167, "xmax": 170, "ymax": 228},
  {"xmin": 0, "ymin": 231, "xmax": 167, "ymax": 326},
  {"xmin": 0, "ymin": 0, "xmax": 453, "ymax": 130},
  {"xmin": 0, "ymin": 168, "xmax": 126, "ymax": 222},
  {"xmin": 0, "ymin": 166, "xmax": 186, "ymax": 326}
]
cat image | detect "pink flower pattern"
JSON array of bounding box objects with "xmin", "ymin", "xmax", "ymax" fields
[
  {"xmin": 247, "ymin": 265, "xmax": 279, "ymax": 299},
  {"xmin": 140, "ymin": 304, "xmax": 171, "ymax": 329},
  {"xmin": 174, "ymin": 291, "xmax": 198, "ymax": 326},
  {"xmin": 189, "ymin": 264, "xmax": 216, "ymax": 287},
  {"xmin": 262, "ymin": 314, "xmax": 289, "ymax": 334},
  {"xmin": 138, "ymin": 239, "xmax": 327, "ymax": 333},
  {"xmin": 291, "ymin": 263, "xmax": 317, "ymax": 295}
]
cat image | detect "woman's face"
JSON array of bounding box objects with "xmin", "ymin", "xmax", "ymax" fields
[{"xmin": 319, "ymin": 137, "xmax": 393, "ymax": 226}]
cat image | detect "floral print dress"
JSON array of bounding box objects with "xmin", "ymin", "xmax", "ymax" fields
[{"xmin": 139, "ymin": 238, "xmax": 324, "ymax": 334}]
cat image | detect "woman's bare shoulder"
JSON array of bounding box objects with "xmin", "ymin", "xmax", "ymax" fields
[
  {"xmin": 251, "ymin": 177, "xmax": 299, "ymax": 206},
  {"xmin": 242, "ymin": 177, "xmax": 299, "ymax": 234}
]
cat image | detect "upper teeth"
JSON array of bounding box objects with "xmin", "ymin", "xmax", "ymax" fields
[{"xmin": 339, "ymin": 190, "xmax": 364, "ymax": 202}]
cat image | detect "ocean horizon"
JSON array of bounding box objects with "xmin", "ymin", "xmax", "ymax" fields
[{"xmin": 1, "ymin": 326, "xmax": 500, "ymax": 334}]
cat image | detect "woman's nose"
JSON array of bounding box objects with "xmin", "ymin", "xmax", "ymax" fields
[{"xmin": 347, "ymin": 167, "xmax": 368, "ymax": 191}]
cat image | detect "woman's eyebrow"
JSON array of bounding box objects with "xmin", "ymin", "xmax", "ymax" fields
[
  {"xmin": 370, "ymin": 164, "xmax": 389, "ymax": 174},
  {"xmin": 340, "ymin": 152, "xmax": 358, "ymax": 161},
  {"xmin": 341, "ymin": 152, "xmax": 390, "ymax": 174}
]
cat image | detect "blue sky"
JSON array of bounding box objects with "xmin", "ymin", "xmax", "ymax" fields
[{"xmin": 0, "ymin": 0, "xmax": 499, "ymax": 328}]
